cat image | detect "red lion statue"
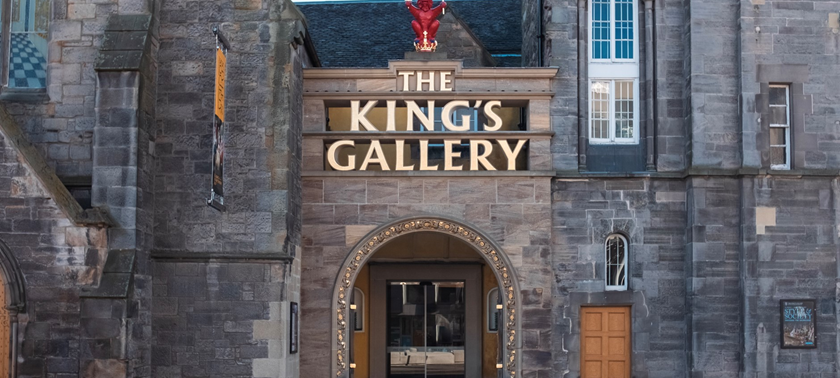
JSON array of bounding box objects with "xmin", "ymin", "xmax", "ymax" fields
[{"xmin": 405, "ymin": 0, "xmax": 447, "ymax": 51}]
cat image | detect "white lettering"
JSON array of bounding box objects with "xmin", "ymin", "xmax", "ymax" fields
[
  {"xmin": 440, "ymin": 71, "xmax": 453, "ymax": 91},
  {"xmin": 360, "ymin": 140, "xmax": 390, "ymax": 170},
  {"xmin": 399, "ymin": 71, "xmax": 414, "ymax": 91},
  {"xmin": 483, "ymin": 101, "xmax": 503, "ymax": 131},
  {"xmin": 416, "ymin": 71, "xmax": 434, "ymax": 91},
  {"xmin": 444, "ymin": 140, "xmax": 463, "ymax": 170},
  {"xmin": 327, "ymin": 140, "xmax": 356, "ymax": 171},
  {"xmin": 351, "ymin": 100, "xmax": 378, "ymax": 131},
  {"xmin": 498, "ymin": 139, "xmax": 527, "ymax": 170},
  {"xmin": 419, "ymin": 140, "xmax": 439, "ymax": 170},
  {"xmin": 386, "ymin": 100, "xmax": 396, "ymax": 131},
  {"xmin": 406, "ymin": 100, "xmax": 436, "ymax": 131},
  {"xmin": 470, "ymin": 140, "xmax": 496, "ymax": 170},
  {"xmin": 395, "ymin": 140, "xmax": 414, "ymax": 171},
  {"xmin": 441, "ymin": 101, "xmax": 471, "ymax": 131}
]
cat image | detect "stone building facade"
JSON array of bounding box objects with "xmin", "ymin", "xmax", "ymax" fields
[{"xmin": 0, "ymin": 0, "xmax": 830, "ymax": 377}]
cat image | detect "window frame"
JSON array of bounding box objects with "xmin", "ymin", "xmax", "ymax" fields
[
  {"xmin": 588, "ymin": 0, "xmax": 639, "ymax": 65},
  {"xmin": 605, "ymin": 234, "xmax": 628, "ymax": 291},
  {"xmin": 588, "ymin": 0, "xmax": 639, "ymax": 146},
  {"xmin": 768, "ymin": 84, "xmax": 791, "ymax": 171},
  {"xmin": 0, "ymin": 0, "xmax": 50, "ymax": 96},
  {"xmin": 588, "ymin": 79, "xmax": 640, "ymax": 145}
]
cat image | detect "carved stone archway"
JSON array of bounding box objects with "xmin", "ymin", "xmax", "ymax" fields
[
  {"xmin": 0, "ymin": 239, "xmax": 25, "ymax": 378},
  {"xmin": 331, "ymin": 216, "xmax": 521, "ymax": 377}
]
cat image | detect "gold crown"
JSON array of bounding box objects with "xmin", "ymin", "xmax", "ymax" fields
[{"xmin": 414, "ymin": 31, "xmax": 438, "ymax": 52}]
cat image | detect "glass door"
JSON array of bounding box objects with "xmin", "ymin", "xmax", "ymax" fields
[
  {"xmin": 370, "ymin": 265, "xmax": 480, "ymax": 378},
  {"xmin": 386, "ymin": 281, "xmax": 466, "ymax": 378}
]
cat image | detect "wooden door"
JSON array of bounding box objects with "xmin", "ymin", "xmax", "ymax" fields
[{"xmin": 581, "ymin": 306, "xmax": 630, "ymax": 378}]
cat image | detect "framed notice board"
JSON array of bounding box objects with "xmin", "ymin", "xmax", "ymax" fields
[{"xmin": 780, "ymin": 299, "xmax": 817, "ymax": 349}]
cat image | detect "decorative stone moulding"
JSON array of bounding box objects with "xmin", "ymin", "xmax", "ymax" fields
[{"xmin": 332, "ymin": 216, "xmax": 520, "ymax": 377}]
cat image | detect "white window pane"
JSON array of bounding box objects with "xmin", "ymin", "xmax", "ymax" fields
[
  {"xmin": 591, "ymin": 81, "xmax": 610, "ymax": 139},
  {"xmin": 614, "ymin": 81, "xmax": 634, "ymax": 139}
]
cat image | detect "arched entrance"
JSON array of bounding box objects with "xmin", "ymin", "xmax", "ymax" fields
[
  {"xmin": 0, "ymin": 240, "xmax": 25, "ymax": 378},
  {"xmin": 331, "ymin": 216, "xmax": 520, "ymax": 377}
]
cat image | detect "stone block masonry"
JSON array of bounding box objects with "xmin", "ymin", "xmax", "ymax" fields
[
  {"xmin": 300, "ymin": 177, "xmax": 554, "ymax": 377},
  {"xmin": 152, "ymin": 0, "xmax": 312, "ymax": 258},
  {"xmin": 0, "ymin": 131, "xmax": 107, "ymax": 376},
  {"xmin": 551, "ymin": 178, "xmax": 689, "ymax": 377},
  {"xmin": 152, "ymin": 261, "xmax": 295, "ymax": 378}
]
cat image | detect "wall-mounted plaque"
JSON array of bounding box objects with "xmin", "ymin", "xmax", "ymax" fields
[{"xmin": 780, "ymin": 299, "xmax": 817, "ymax": 349}]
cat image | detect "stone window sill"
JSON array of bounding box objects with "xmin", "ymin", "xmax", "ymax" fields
[{"xmin": 0, "ymin": 88, "xmax": 48, "ymax": 103}]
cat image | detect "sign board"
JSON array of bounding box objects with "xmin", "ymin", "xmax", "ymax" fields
[
  {"xmin": 208, "ymin": 28, "xmax": 229, "ymax": 211},
  {"xmin": 325, "ymin": 69, "xmax": 530, "ymax": 172},
  {"xmin": 780, "ymin": 299, "xmax": 817, "ymax": 348}
]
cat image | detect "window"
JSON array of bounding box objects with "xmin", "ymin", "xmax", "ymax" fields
[
  {"xmin": 589, "ymin": 80, "xmax": 637, "ymax": 143},
  {"xmin": 590, "ymin": 0, "xmax": 635, "ymax": 62},
  {"xmin": 605, "ymin": 234, "xmax": 628, "ymax": 291},
  {"xmin": 769, "ymin": 85, "xmax": 790, "ymax": 170},
  {"xmin": 2, "ymin": 0, "xmax": 49, "ymax": 89},
  {"xmin": 417, "ymin": 106, "xmax": 482, "ymax": 133},
  {"xmin": 589, "ymin": 0, "xmax": 638, "ymax": 144},
  {"xmin": 487, "ymin": 287, "xmax": 500, "ymax": 333},
  {"xmin": 352, "ymin": 288, "xmax": 364, "ymax": 332}
]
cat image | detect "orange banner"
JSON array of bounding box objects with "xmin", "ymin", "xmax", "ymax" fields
[{"xmin": 214, "ymin": 47, "xmax": 226, "ymax": 122}]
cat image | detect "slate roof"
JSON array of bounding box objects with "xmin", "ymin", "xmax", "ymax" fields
[{"xmin": 297, "ymin": 0, "xmax": 521, "ymax": 68}]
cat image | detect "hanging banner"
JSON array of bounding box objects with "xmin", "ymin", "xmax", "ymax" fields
[
  {"xmin": 780, "ymin": 299, "xmax": 817, "ymax": 348},
  {"xmin": 208, "ymin": 27, "xmax": 229, "ymax": 211}
]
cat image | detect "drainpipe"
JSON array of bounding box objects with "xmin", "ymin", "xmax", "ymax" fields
[
  {"xmin": 538, "ymin": 0, "xmax": 544, "ymax": 67},
  {"xmin": 644, "ymin": 0, "xmax": 657, "ymax": 171}
]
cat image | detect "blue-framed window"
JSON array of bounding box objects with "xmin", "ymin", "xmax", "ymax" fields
[
  {"xmin": 591, "ymin": 0, "xmax": 611, "ymax": 60},
  {"xmin": 589, "ymin": 0, "xmax": 636, "ymax": 62}
]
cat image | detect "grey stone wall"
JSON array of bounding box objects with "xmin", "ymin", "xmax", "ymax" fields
[
  {"xmin": 685, "ymin": 0, "xmax": 741, "ymax": 170},
  {"xmin": 741, "ymin": 177, "xmax": 838, "ymax": 377},
  {"xmin": 653, "ymin": 0, "xmax": 688, "ymax": 172},
  {"xmin": 151, "ymin": 261, "xmax": 294, "ymax": 378},
  {"xmin": 0, "ymin": 133, "xmax": 107, "ymax": 376},
  {"xmin": 299, "ymin": 177, "xmax": 554, "ymax": 377},
  {"xmin": 151, "ymin": 0, "xmax": 309, "ymax": 375},
  {"xmin": 551, "ymin": 178, "xmax": 688, "ymax": 377},
  {"xmin": 436, "ymin": 11, "xmax": 496, "ymax": 67},
  {"xmin": 520, "ymin": 0, "xmax": 539, "ymax": 67},
  {"xmin": 8, "ymin": 0, "xmax": 151, "ymax": 180},
  {"xmin": 740, "ymin": 1, "xmax": 840, "ymax": 171},
  {"xmin": 685, "ymin": 177, "xmax": 742, "ymax": 377},
  {"xmin": 152, "ymin": 0, "xmax": 307, "ymax": 257},
  {"xmin": 541, "ymin": 0, "xmax": 579, "ymax": 172}
]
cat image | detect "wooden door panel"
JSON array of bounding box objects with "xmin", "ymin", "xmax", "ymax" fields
[
  {"xmin": 608, "ymin": 312, "xmax": 625, "ymax": 331},
  {"xmin": 581, "ymin": 307, "xmax": 630, "ymax": 378},
  {"xmin": 584, "ymin": 336, "xmax": 602, "ymax": 355},
  {"xmin": 584, "ymin": 312, "xmax": 603, "ymax": 331},
  {"xmin": 608, "ymin": 336, "xmax": 625, "ymax": 356},
  {"xmin": 584, "ymin": 361, "xmax": 602, "ymax": 377},
  {"xmin": 608, "ymin": 361, "xmax": 625, "ymax": 376}
]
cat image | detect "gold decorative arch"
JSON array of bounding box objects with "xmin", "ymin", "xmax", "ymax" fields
[{"xmin": 331, "ymin": 216, "xmax": 521, "ymax": 377}]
